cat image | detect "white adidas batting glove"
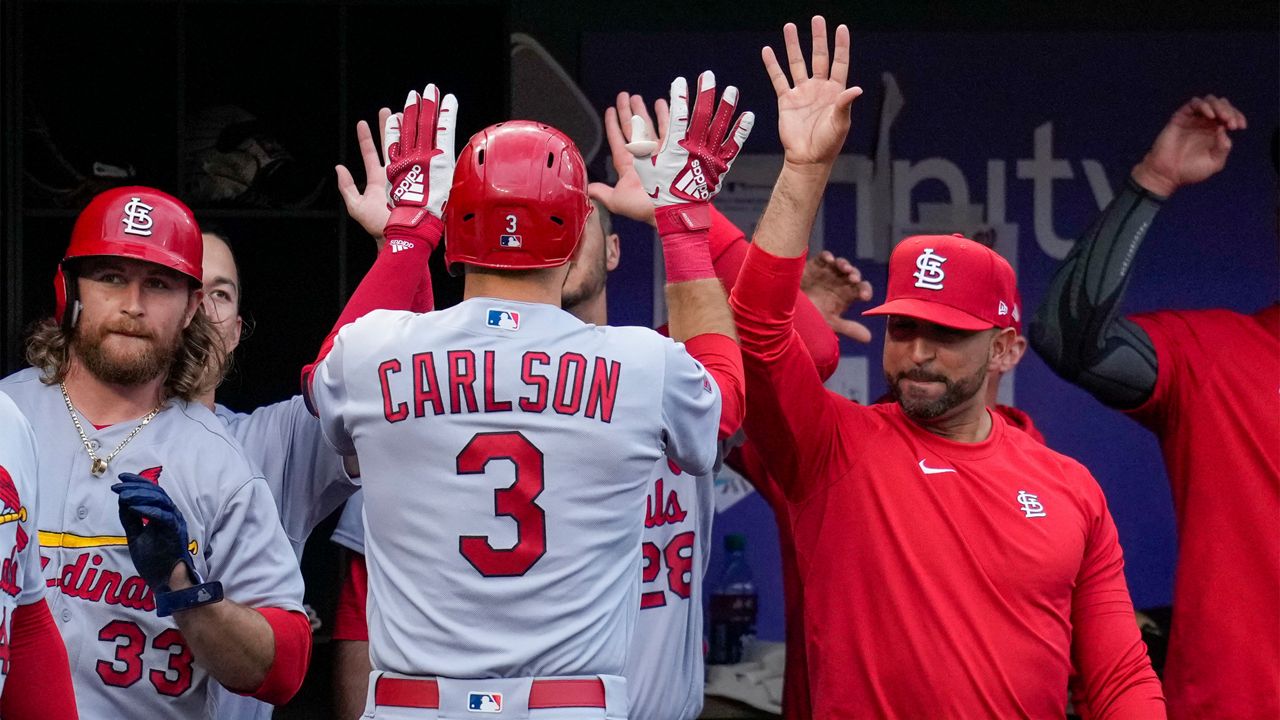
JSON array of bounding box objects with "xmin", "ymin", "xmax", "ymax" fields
[{"xmin": 385, "ymin": 83, "xmax": 458, "ymax": 230}]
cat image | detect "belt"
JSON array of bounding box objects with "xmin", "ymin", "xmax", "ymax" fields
[{"xmin": 375, "ymin": 676, "xmax": 607, "ymax": 709}]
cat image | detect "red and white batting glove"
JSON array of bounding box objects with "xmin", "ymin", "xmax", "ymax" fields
[
  {"xmin": 629, "ymin": 71, "xmax": 754, "ymax": 283},
  {"xmin": 383, "ymin": 83, "xmax": 458, "ymax": 250}
]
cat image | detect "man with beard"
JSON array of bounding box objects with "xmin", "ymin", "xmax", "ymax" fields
[
  {"xmin": 728, "ymin": 17, "xmax": 1164, "ymax": 717},
  {"xmin": 0, "ymin": 187, "xmax": 310, "ymax": 717}
]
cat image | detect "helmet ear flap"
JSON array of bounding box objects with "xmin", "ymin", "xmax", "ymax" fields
[{"xmin": 53, "ymin": 261, "xmax": 82, "ymax": 330}]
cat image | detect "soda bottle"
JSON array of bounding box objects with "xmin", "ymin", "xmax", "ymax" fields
[{"xmin": 707, "ymin": 533, "xmax": 757, "ymax": 664}]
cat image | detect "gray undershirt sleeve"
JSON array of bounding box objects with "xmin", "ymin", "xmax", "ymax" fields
[{"xmin": 1028, "ymin": 178, "xmax": 1161, "ymax": 410}]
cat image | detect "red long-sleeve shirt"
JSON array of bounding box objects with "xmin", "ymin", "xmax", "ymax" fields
[
  {"xmin": 730, "ymin": 243, "xmax": 1164, "ymax": 719},
  {"xmin": 1125, "ymin": 306, "xmax": 1280, "ymax": 720}
]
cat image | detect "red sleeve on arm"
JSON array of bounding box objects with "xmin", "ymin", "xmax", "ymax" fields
[
  {"xmin": 301, "ymin": 217, "xmax": 443, "ymax": 409},
  {"xmin": 684, "ymin": 333, "xmax": 745, "ymax": 439},
  {"xmin": 730, "ymin": 244, "xmax": 854, "ymax": 502},
  {"xmin": 332, "ymin": 553, "xmax": 369, "ymax": 642},
  {"xmin": 1070, "ymin": 488, "xmax": 1166, "ymax": 719},
  {"xmin": 708, "ymin": 206, "xmax": 840, "ymax": 382},
  {"xmin": 240, "ymin": 608, "xmax": 313, "ymax": 705},
  {"xmin": 3, "ymin": 599, "xmax": 77, "ymax": 720}
]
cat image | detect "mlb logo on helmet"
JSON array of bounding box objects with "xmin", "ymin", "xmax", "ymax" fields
[
  {"xmin": 499, "ymin": 234, "xmax": 523, "ymax": 247},
  {"xmin": 467, "ymin": 692, "xmax": 503, "ymax": 712},
  {"xmin": 486, "ymin": 309, "xmax": 520, "ymax": 331}
]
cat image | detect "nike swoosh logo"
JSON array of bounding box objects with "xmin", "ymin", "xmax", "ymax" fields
[
  {"xmin": 918, "ymin": 459, "xmax": 956, "ymax": 475},
  {"xmin": 648, "ymin": 189, "xmax": 660, "ymax": 199}
]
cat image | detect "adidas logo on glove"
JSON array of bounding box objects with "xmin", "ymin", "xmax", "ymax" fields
[{"xmin": 393, "ymin": 164, "xmax": 425, "ymax": 203}]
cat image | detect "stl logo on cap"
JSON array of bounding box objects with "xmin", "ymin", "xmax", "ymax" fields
[
  {"xmin": 121, "ymin": 196, "xmax": 156, "ymax": 237},
  {"xmin": 913, "ymin": 248, "xmax": 947, "ymax": 290}
]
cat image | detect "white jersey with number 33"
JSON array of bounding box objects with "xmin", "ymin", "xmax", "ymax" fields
[
  {"xmin": 311, "ymin": 299, "xmax": 721, "ymax": 679},
  {"xmin": 0, "ymin": 368, "xmax": 306, "ymax": 719}
]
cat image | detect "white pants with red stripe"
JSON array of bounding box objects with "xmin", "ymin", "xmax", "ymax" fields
[{"xmin": 361, "ymin": 671, "xmax": 629, "ymax": 720}]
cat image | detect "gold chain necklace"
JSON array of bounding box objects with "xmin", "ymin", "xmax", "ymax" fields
[{"xmin": 60, "ymin": 382, "xmax": 163, "ymax": 477}]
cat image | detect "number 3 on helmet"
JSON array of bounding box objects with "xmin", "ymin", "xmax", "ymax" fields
[{"xmin": 444, "ymin": 121, "xmax": 592, "ymax": 274}]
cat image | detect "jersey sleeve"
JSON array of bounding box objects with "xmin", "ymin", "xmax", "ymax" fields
[
  {"xmin": 301, "ymin": 226, "xmax": 438, "ymax": 406},
  {"xmin": 660, "ymin": 338, "xmax": 723, "ymax": 478},
  {"xmin": 730, "ymin": 243, "xmax": 861, "ymax": 502},
  {"xmin": 309, "ymin": 325, "xmax": 357, "ymax": 457},
  {"xmin": 1069, "ymin": 476, "xmax": 1166, "ymax": 718},
  {"xmin": 2, "ymin": 397, "xmax": 46, "ymax": 607},
  {"xmin": 206, "ymin": 477, "xmax": 306, "ymax": 613},
  {"xmin": 1121, "ymin": 310, "xmax": 1187, "ymax": 434},
  {"xmin": 234, "ymin": 396, "xmax": 358, "ymax": 549}
]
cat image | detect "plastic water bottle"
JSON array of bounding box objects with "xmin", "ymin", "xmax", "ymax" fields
[{"xmin": 707, "ymin": 533, "xmax": 757, "ymax": 664}]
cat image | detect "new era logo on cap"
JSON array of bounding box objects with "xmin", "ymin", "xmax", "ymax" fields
[
  {"xmin": 468, "ymin": 692, "xmax": 502, "ymax": 712},
  {"xmin": 864, "ymin": 234, "xmax": 1019, "ymax": 331},
  {"xmin": 486, "ymin": 309, "xmax": 520, "ymax": 331}
]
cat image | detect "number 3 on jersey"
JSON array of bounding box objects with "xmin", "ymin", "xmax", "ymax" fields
[{"xmin": 457, "ymin": 432, "xmax": 547, "ymax": 577}]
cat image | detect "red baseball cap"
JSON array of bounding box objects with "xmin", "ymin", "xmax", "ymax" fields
[{"xmin": 863, "ymin": 234, "xmax": 1018, "ymax": 331}]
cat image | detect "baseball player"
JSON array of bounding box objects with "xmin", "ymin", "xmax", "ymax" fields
[
  {"xmin": 728, "ymin": 17, "xmax": 1165, "ymax": 716},
  {"xmin": 1030, "ymin": 95, "xmax": 1277, "ymax": 720},
  {"xmin": 0, "ymin": 394, "xmax": 78, "ymax": 719},
  {"xmin": 307, "ymin": 72, "xmax": 750, "ymax": 718},
  {"xmin": 1, "ymin": 187, "xmax": 310, "ymax": 717}
]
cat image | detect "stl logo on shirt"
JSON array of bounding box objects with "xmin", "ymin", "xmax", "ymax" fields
[
  {"xmin": 1017, "ymin": 490, "xmax": 1047, "ymax": 518},
  {"xmin": 486, "ymin": 309, "xmax": 520, "ymax": 331},
  {"xmin": 468, "ymin": 692, "xmax": 503, "ymax": 713}
]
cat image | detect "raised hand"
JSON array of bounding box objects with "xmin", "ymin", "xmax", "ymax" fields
[
  {"xmin": 801, "ymin": 250, "xmax": 874, "ymax": 342},
  {"xmin": 628, "ymin": 71, "xmax": 754, "ymax": 211},
  {"xmin": 763, "ymin": 16, "xmax": 862, "ymax": 168},
  {"xmin": 1132, "ymin": 95, "xmax": 1247, "ymax": 197},
  {"xmin": 384, "ymin": 83, "xmax": 458, "ymax": 235},
  {"xmin": 336, "ymin": 107, "xmax": 394, "ymax": 247},
  {"xmin": 587, "ymin": 92, "xmax": 671, "ymax": 226}
]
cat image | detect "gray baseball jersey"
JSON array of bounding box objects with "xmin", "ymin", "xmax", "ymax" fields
[
  {"xmin": 0, "ymin": 368, "xmax": 306, "ymax": 719},
  {"xmin": 310, "ymin": 299, "xmax": 721, "ymax": 679},
  {"xmin": 215, "ymin": 395, "xmax": 356, "ymax": 560},
  {"xmin": 0, "ymin": 392, "xmax": 50, "ymax": 698},
  {"xmin": 211, "ymin": 394, "xmax": 356, "ymax": 720},
  {"xmin": 334, "ymin": 461, "xmax": 717, "ymax": 719},
  {"xmin": 627, "ymin": 458, "xmax": 715, "ymax": 719},
  {"xmin": 331, "ymin": 488, "xmax": 364, "ymax": 554}
]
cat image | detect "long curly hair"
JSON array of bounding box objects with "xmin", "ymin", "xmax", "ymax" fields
[{"xmin": 25, "ymin": 307, "xmax": 227, "ymax": 402}]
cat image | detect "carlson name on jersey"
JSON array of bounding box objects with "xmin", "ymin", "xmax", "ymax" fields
[{"xmin": 376, "ymin": 349, "xmax": 622, "ymax": 424}]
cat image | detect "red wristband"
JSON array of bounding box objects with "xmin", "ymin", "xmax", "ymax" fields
[
  {"xmin": 656, "ymin": 204, "xmax": 715, "ymax": 283},
  {"xmin": 384, "ymin": 210, "xmax": 444, "ymax": 254}
]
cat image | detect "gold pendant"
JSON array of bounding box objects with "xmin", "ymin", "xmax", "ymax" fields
[{"xmin": 91, "ymin": 458, "xmax": 109, "ymax": 477}]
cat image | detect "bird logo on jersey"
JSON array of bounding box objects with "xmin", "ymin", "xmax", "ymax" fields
[
  {"xmin": 486, "ymin": 309, "xmax": 520, "ymax": 331},
  {"xmin": 0, "ymin": 465, "xmax": 28, "ymax": 552},
  {"xmin": 467, "ymin": 692, "xmax": 503, "ymax": 712}
]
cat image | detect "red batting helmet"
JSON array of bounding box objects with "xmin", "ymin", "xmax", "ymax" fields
[
  {"xmin": 444, "ymin": 121, "xmax": 591, "ymax": 272},
  {"xmin": 54, "ymin": 186, "xmax": 203, "ymax": 324}
]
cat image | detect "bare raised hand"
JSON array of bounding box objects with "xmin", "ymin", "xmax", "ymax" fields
[
  {"xmin": 800, "ymin": 249, "xmax": 874, "ymax": 342},
  {"xmin": 336, "ymin": 107, "xmax": 394, "ymax": 247},
  {"xmin": 762, "ymin": 16, "xmax": 863, "ymax": 169},
  {"xmin": 1132, "ymin": 95, "xmax": 1247, "ymax": 197},
  {"xmin": 587, "ymin": 92, "xmax": 669, "ymax": 226}
]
